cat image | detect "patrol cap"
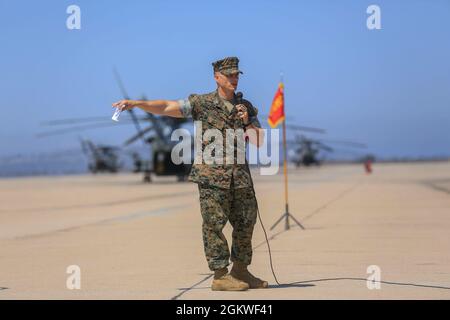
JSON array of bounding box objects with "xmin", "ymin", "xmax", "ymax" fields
[{"xmin": 212, "ymin": 56, "xmax": 243, "ymax": 75}]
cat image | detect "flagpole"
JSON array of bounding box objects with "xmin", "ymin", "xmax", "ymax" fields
[
  {"xmin": 280, "ymin": 73, "xmax": 290, "ymax": 230},
  {"xmin": 282, "ymin": 117, "xmax": 290, "ymax": 230},
  {"xmin": 270, "ymin": 73, "xmax": 305, "ymax": 231}
]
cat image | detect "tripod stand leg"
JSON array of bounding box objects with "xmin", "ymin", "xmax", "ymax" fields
[
  {"xmin": 288, "ymin": 213, "xmax": 305, "ymax": 230},
  {"xmin": 270, "ymin": 212, "xmax": 287, "ymax": 231}
]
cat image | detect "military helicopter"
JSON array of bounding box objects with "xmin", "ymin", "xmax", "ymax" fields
[
  {"xmin": 37, "ymin": 113, "xmax": 190, "ymax": 181},
  {"xmin": 37, "ymin": 69, "xmax": 192, "ymax": 183},
  {"xmin": 287, "ymin": 133, "xmax": 367, "ymax": 167},
  {"xmin": 287, "ymin": 134, "xmax": 332, "ymax": 166},
  {"xmin": 36, "ymin": 119, "xmax": 126, "ymax": 174},
  {"xmin": 112, "ymin": 69, "xmax": 192, "ymax": 182},
  {"xmin": 79, "ymin": 138, "xmax": 122, "ymax": 173}
]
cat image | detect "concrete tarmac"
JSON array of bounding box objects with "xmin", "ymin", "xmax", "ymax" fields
[{"xmin": 1, "ymin": 162, "xmax": 449, "ymax": 299}]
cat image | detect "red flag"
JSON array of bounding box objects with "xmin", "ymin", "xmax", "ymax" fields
[{"xmin": 268, "ymin": 83, "xmax": 285, "ymax": 128}]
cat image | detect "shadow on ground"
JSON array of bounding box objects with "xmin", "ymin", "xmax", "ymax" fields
[{"xmin": 290, "ymin": 277, "xmax": 450, "ymax": 290}]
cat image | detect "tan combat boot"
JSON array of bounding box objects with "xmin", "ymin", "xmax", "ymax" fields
[
  {"xmin": 211, "ymin": 267, "xmax": 249, "ymax": 291},
  {"xmin": 230, "ymin": 262, "xmax": 269, "ymax": 289}
]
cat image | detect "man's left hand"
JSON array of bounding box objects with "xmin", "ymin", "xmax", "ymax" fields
[{"xmin": 236, "ymin": 104, "xmax": 249, "ymax": 125}]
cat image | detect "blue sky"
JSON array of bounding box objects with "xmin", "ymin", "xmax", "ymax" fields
[{"xmin": 1, "ymin": 0, "xmax": 449, "ymax": 158}]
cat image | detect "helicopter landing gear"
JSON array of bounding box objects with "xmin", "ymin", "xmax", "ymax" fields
[{"xmin": 143, "ymin": 171, "xmax": 152, "ymax": 183}]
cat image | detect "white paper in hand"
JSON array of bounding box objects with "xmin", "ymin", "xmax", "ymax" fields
[{"xmin": 112, "ymin": 107, "xmax": 123, "ymax": 122}]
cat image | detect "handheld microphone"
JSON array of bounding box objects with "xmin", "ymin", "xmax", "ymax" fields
[
  {"xmin": 236, "ymin": 92, "xmax": 243, "ymax": 104},
  {"xmin": 235, "ymin": 92, "xmax": 256, "ymax": 127},
  {"xmin": 233, "ymin": 92, "xmax": 245, "ymax": 128}
]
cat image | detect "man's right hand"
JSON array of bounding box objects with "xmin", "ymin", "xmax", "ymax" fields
[
  {"xmin": 111, "ymin": 99, "xmax": 184, "ymax": 118},
  {"xmin": 112, "ymin": 99, "xmax": 137, "ymax": 111}
]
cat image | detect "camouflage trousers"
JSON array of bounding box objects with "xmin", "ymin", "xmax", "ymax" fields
[{"xmin": 198, "ymin": 183, "xmax": 258, "ymax": 271}]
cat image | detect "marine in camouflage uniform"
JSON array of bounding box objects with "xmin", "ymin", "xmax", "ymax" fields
[
  {"xmin": 112, "ymin": 56, "xmax": 268, "ymax": 290},
  {"xmin": 178, "ymin": 58, "xmax": 259, "ymax": 270}
]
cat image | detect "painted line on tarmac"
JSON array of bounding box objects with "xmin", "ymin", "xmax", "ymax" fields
[
  {"xmin": 171, "ymin": 274, "xmax": 214, "ymax": 300},
  {"xmin": 253, "ymin": 180, "xmax": 362, "ymax": 250},
  {"xmin": 421, "ymin": 180, "xmax": 450, "ymax": 195},
  {"xmin": 0, "ymin": 191, "xmax": 193, "ymax": 214},
  {"xmin": 11, "ymin": 204, "xmax": 188, "ymax": 240}
]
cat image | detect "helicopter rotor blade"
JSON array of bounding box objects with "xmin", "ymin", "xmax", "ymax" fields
[
  {"xmin": 113, "ymin": 67, "xmax": 131, "ymax": 100},
  {"xmin": 41, "ymin": 116, "xmax": 151, "ymax": 126},
  {"xmin": 123, "ymin": 126, "xmax": 154, "ymax": 146},
  {"xmin": 78, "ymin": 136, "xmax": 90, "ymax": 155},
  {"xmin": 43, "ymin": 117, "xmax": 117, "ymax": 126},
  {"xmin": 330, "ymin": 148, "xmax": 367, "ymax": 156},
  {"xmin": 140, "ymin": 94, "xmax": 166, "ymax": 136},
  {"xmin": 36, "ymin": 121, "xmax": 132, "ymax": 138},
  {"xmin": 113, "ymin": 68, "xmax": 147, "ymax": 145},
  {"xmin": 318, "ymin": 139, "xmax": 367, "ymax": 149},
  {"xmin": 316, "ymin": 142, "xmax": 334, "ymax": 152},
  {"xmin": 286, "ymin": 124, "xmax": 326, "ymax": 134},
  {"xmin": 288, "ymin": 134, "xmax": 366, "ymax": 150},
  {"xmin": 140, "ymin": 94, "xmax": 164, "ymax": 138}
]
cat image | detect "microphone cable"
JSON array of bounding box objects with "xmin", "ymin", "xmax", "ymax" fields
[
  {"xmin": 236, "ymin": 91, "xmax": 281, "ymax": 286},
  {"xmin": 250, "ymin": 180, "xmax": 281, "ymax": 286}
]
